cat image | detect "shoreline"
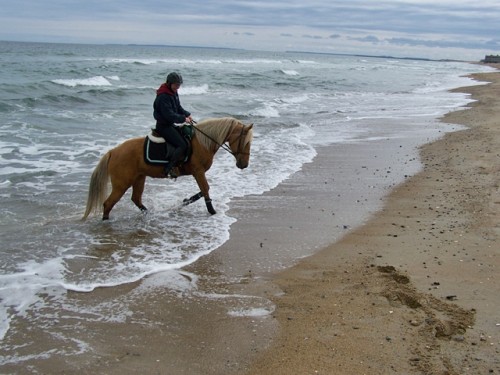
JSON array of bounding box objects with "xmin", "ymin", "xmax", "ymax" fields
[
  {"xmin": 245, "ymin": 68, "xmax": 500, "ymax": 374},
  {"xmin": 1, "ymin": 68, "xmax": 498, "ymax": 374}
]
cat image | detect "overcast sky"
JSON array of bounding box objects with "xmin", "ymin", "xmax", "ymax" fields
[{"xmin": 1, "ymin": 0, "xmax": 498, "ymax": 60}]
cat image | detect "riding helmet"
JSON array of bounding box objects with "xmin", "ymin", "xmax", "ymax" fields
[{"xmin": 166, "ymin": 72, "xmax": 183, "ymax": 85}]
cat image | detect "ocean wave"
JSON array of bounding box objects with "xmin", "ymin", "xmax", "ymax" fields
[
  {"xmin": 51, "ymin": 76, "xmax": 118, "ymax": 87},
  {"xmin": 288, "ymin": 59, "xmax": 317, "ymax": 64},
  {"xmin": 280, "ymin": 69, "xmax": 299, "ymax": 76},
  {"xmin": 107, "ymin": 58, "xmax": 223, "ymax": 65},
  {"xmin": 246, "ymin": 103, "xmax": 280, "ymax": 118},
  {"xmin": 0, "ymin": 101, "xmax": 15, "ymax": 113},
  {"xmin": 106, "ymin": 57, "xmax": 286, "ymax": 66},
  {"xmin": 108, "ymin": 58, "xmax": 158, "ymax": 65},
  {"xmin": 180, "ymin": 84, "xmax": 209, "ymax": 95},
  {"xmin": 43, "ymin": 93, "xmax": 90, "ymax": 105},
  {"xmin": 275, "ymin": 94, "xmax": 310, "ymax": 104}
]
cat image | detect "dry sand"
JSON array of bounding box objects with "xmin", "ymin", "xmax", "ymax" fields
[{"xmin": 244, "ymin": 69, "xmax": 500, "ymax": 374}]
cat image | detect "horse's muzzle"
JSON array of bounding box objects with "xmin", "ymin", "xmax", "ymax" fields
[{"xmin": 236, "ymin": 160, "xmax": 248, "ymax": 169}]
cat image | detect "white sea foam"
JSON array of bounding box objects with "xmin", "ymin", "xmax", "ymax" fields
[
  {"xmin": 180, "ymin": 84, "xmax": 209, "ymax": 95},
  {"xmin": 277, "ymin": 93, "xmax": 310, "ymax": 104},
  {"xmin": 281, "ymin": 69, "xmax": 299, "ymax": 76},
  {"xmin": 248, "ymin": 103, "xmax": 280, "ymax": 118},
  {"xmin": 51, "ymin": 76, "xmax": 113, "ymax": 87},
  {"xmin": 0, "ymin": 257, "xmax": 68, "ymax": 340},
  {"xmin": 227, "ymin": 307, "xmax": 274, "ymax": 317}
]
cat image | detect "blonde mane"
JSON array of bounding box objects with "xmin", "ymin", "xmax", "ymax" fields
[{"xmin": 195, "ymin": 117, "xmax": 251, "ymax": 151}]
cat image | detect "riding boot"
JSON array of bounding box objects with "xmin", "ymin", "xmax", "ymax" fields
[
  {"xmin": 170, "ymin": 167, "xmax": 179, "ymax": 178},
  {"xmin": 164, "ymin": 162, "xmax": 179, "ymax": 178},
  {"xmin": 164, "ymin": 162, "xmax": 174, "ymax": 177}
]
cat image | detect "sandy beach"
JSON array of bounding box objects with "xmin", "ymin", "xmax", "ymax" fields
[
  {"xmin": 244, "ymin": 68, "xmax": 500, "ymax": 374},
  {"xmin": 2, "ymin": 68, "xmax": 498, "ymax": 375}
]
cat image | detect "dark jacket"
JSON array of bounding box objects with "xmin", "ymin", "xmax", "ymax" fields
[{"xmin": 153, "ymin": 83, "xmax": 191, "ymax": 127}]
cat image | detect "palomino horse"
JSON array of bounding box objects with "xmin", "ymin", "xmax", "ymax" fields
[{"xmin": 83, "ymin": 117, "xmax": 253, "ymax": 220}]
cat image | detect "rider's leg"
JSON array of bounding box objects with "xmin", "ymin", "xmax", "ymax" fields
[{"xmin": 157, "ymin": 126, "xmax": 188, "ymax": 177}]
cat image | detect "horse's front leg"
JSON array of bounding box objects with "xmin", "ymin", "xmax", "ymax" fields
[{"xmin": 192, "ymin": 170, "xmax": 216, "ymax": 215}]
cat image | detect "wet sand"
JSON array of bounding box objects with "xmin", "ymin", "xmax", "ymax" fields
[{"xmin": 2, "ymin": 69, "xmax": 498, "ymax": 374}]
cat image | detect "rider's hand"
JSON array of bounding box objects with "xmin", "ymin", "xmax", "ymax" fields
[{"xmin": 186, "ymin": 116, "xmax": 193, "ymax": 124}]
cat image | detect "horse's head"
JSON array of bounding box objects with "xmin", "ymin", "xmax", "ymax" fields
[
  {"xmin": 194, "ymin": 117, "xmax": 254, "ymax": 169},
  {"xmin": 228, "ymin": 121, "xmax": 253, "ymax": 169}
]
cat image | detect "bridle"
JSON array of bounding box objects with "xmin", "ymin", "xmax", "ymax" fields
[{"xmin": 192, "ymin": 121, "xmax": 250, "ymax": 157}]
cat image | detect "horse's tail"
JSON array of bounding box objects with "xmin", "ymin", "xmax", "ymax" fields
[{"xmin": 82, "ymin": 151, "xmax": 111, "ymax": 220}]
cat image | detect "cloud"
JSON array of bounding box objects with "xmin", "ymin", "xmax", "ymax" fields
[
  {"xmin": 0, "ymin": 0, "xmax": 499, "ymax": 60},
  {"xmin": 234, "ymin": 31, "xmax": 256, "ymax": 36},
  {"xmin": 387, "ymin": 36, "xmax": 500, "ymax": 51},
  {"xmin": 302, "ymin": 34, "xmax": 323, "ymax": 40},
  {"xmin": 348, "ymin": 35, "xmax": 381, "ymax": 44}
]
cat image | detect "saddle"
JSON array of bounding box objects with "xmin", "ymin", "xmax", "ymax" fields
[{"xmin": 143, "ymin": 125, "xmax": 194, "ymax": 166}]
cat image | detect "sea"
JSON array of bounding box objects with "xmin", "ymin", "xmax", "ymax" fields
[{"xmin": 0, "ymin": 40, "xmax": 494, "ymax": 365}]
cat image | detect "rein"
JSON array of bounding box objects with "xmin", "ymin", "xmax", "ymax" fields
[{"xmin": 191, "ymin": 121, "xmax": 249, "ymax": 157}]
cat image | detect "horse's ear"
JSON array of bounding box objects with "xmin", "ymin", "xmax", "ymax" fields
[{"xmin": 247, "ymin": 124, "xmax": 253, "ymax": 130}]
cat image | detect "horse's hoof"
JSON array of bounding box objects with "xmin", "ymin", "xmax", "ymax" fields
[
  {"xmin": 205, "ymin": 199, "xmax": 216, "ymax": 215},
  {"xmin": 102, "ymin": 216, "xmax": 109, "ymax": 221}
]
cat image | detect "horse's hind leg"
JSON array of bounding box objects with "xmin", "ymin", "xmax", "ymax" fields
[
  {"xmin": 131, "ymin": 176, "xmax": 147, "ymax": 212},
  {"xmin": 103, "ymin": 185, "xmax": 129, "ymax": 220}
]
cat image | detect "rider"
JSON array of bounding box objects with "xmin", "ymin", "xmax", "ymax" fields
[{"xmin": 153, "ymin": 72, "xmax": 193, "ymax": 177}]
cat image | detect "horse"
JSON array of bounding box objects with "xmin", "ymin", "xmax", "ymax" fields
[{"xmin": 82, "ymin": 117, "xmax": 254, "ymax": 220}]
